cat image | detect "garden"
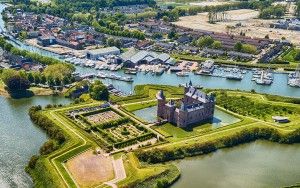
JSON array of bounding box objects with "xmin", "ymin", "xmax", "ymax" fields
[{"xmin": 69, "ymin": 106, "xmax": 157, "ymax": 151}]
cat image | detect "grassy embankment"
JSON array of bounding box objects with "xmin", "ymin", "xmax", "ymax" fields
[
  {"xmin": 117, "ymin": 153, "xmax": 180, "ymax": 188},
  {"xmin": 27, "ymin": 103, "xmax": 98, "ymax": 188},
  {"xmin": 280, "ymin": 47, "xmax": 300, "ymax": 64},
  {"xmin": 172, "ymin": 53, "xmax": 299, "ymax": 71}
]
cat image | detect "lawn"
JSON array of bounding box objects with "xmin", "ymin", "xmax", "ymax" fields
[
  {"xmin": 123, "ymin": 101, "xmax": 157, "ymax": 112},
  {"xmin": 117, "ymin": 153, "xmax": 180, "ymax": 188},
  {"xmin": 153, "ymin": 122, "xmax": 225, "ymax": 141},
  {"xmin": 282, "ymin": 48, "xmax": 300, "ymax": 64}
]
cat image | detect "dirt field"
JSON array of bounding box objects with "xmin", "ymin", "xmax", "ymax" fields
[
  {"xmin": 25, "ymin": 39, "xmax": 99, "ymax": 57},
  {"xmin": 173, "ymin": 9, "xmax": 300, "ymax": 45},
  {"xmin": 66, "ymin": 150, "xmax": 114, "ymax": 188}
]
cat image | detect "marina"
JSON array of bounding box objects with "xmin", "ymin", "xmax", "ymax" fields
[{"xmin": 288, "ymin": 65, "xmax": 300, "ymax": 88}]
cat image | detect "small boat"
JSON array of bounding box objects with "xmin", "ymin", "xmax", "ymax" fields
[
  {"xmin": 176, "ymin": 71, "xmax": 189, "ymax": 77},
  {"xmin": 124, "ymin": 70, "xmax": 137, "ymax": 75}
]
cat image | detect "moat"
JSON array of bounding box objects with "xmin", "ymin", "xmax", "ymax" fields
[{"xmin": 0, "ymin": 96, "xmax": 71, "ymax": 187}]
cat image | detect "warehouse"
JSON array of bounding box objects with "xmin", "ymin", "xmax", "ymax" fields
[{"xmin": 86, "ymin": 47, "xmax": 120, "ymax": 60}]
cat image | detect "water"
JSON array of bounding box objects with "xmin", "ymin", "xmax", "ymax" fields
[
  {"xmin": 76, "ymin": 67, "xmax": 300, "ymax": 98},
  {"xmin": 133, "ymin": 106, "xmax": 158, "ymax": 123},
  {"xmin": 0, "ymin": 96, "xmax": 71, "ymax": 188},
  {"xmin": 133, "ymin": 106, "xmax": 240, "ymax": 128},
  {"xmin": 173, "ymin": 141, "xmax": 300, "ymax": 188}
]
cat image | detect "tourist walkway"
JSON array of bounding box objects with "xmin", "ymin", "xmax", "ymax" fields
[{"xmin": 104, "ymin": 156, "xmax": 126, "ymax": 188}]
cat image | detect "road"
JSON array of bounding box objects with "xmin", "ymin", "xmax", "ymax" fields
[{"xmin": 104, "ymin": 156, "xmax": 126, "ymax": 188}]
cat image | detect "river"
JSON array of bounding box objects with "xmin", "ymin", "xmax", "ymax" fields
[{"xmin": 0, "ymin": 96, "xmax": 71, "ymax": 188}]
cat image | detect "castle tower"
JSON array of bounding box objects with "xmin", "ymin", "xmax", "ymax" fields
[
  {"xmin": 184, "ymin": 80, "xmax": 193, "ymax": 94},
  {"xmin": 156, "ymin": 90, "xmax": 166, "ymax": 119},
  {"xmin": 177, "ymin": 102, "xmax": 188, "ymax": 128}
]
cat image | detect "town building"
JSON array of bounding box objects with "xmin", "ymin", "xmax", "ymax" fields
[
  {"xmin": 121, "ymin": 48, "xmax": 175, "ymax": 67},
  {"xmin": 156, "ymin": 82, "xmax": 215, "ymax": 128},
  {"xmin": 86, "ymin": 47, "xmax": 120, "ymax": 60}
]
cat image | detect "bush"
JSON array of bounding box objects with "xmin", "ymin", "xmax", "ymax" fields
[
  {"xmin": 39, "ymin": 139, "xmax": 58, "ymax": 155},
  {"xmin": 28, "ymin": 155, "xmax": 39, "ymax": 169}
]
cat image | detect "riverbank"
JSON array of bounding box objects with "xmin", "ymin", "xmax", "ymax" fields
[
  {"xmin": 0, "ymin": 80, "xmax": 68, "ymax": 98},
  {"xmin": 172, "ymin": 53, "xmax": 299, "ymax": 71},
  {"xmin": 0, "ymin": 95, "xmax": 71, "ymax": 187}
]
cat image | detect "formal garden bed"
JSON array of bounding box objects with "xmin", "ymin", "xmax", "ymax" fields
[{"xmin": 64, "ymin": 106, "xmax": 157, "ymax": 151}]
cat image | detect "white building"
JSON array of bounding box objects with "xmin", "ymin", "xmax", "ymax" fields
[{"xmin": 86, "ymin": 47, "xmax": 120, "ymax": 60}]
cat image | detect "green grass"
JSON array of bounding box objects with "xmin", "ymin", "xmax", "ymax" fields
[
  {"xmin": 111, "ymin": 84, "xmax": 184, "ymax": 104},
  {"xmin": 281, "ymin": 48, "xmax": 300, "ymax": 64},
  {"xmin": 172, "ymin": 53, "xmax": 299, "ymax": 70},
  {"xmin": 117, "ymin": 153, "xmax": 180, "ymax": 188},
  {"xmin": 123, "ymin": 101, "xmax": 157, "ymax": 112}
]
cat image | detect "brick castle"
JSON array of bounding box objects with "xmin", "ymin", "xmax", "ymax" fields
[{"xmin": 156, "ymin": 82, "xmax": 215, "ymax": 128}]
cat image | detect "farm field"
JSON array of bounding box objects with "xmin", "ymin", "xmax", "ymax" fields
[{"xmin": 173, "ymin": 9, "xmax": 300, "ymax": 45}]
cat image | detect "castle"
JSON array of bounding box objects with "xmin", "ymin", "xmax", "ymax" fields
[{"xmin": 156, "ymin": 82, "xmax": 215, "ymax": 128}]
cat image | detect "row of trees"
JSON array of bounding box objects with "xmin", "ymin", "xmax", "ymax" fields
[
  {"xmin": 234, "ymin": 42, "xmax": 257, "ymax": 54},
  {"xmin": 26, "ymin": 105, "xmax": 67, "ymax": 169},
  {"xmin": 216, "ymin": 92, "xmax": 295, "ymax": 120},
  {"xmin": 0, "ymin": 37, "xmax": 62, "ymax": 65},
  {"xmin": 1, "ymin": 63, "xmax": 75, "ymax": 90},
  {"xmin": 259, "ymin": 5, "xmax": 286, "ymax": 19},
  {"xmin": 192, "ymin": 36, "xmax": 222, "ymax": 49},
  {"xmin": 136, "ymin": 126, "xmax": 300, "ymax": 164}
]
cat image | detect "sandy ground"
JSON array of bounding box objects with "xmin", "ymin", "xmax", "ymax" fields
[
  {"xmin": 66, "ymin": 150, "xmax": 114, "ymax": 188},
  {"xmin": 25, "ymin": 39, "xmax": 99, "ymax": 57},
  {"xmin": 178, "ymin": 60, "xmax": 199, "ymax": 71},
  {"xmin": 174, "ymin": 9, "xmax": 300, "ymax": 45}
]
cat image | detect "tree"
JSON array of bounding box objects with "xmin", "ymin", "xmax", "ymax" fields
[
  {"xmin": 6, "ymin": 75, "xmax": 30, "ymax": 92},
  {"xmin": 242, "ymin": 44, "xmax": 257, "ymax": 54},
  {"xmin": 18, "ymin": 31, "xmax": 28, "ymax": 41},
  {"xmin": 212, "ymin": 41, "xmax": 222, "ymax": 49},
  {"xmin": 43, "ymin": 63, "xmax": 74, "ymax": 85},
  {"xmin": 27, "ymin": 72, "xmax": 35, "ymax": 83},
  {"xmin": 196, "ymin": 36, "xmax": 214, "ymax": 48},
  {"xmin": 234, "ymin": 42, "xmax": 243, "ymax": 52},
  {"xmin": 295, "ymin": 51, "xmax": 300, "ymax": 61},
  {"xmin": 1, "ymin": 69, "xmax": 19, "ymax": 84},
  {"xmin": 162, "ymin": 16, "xmax": 169, "ymax": 22},
  {"xmin": 89, "ymin": 80, "xmax": 109, "ymax": 101},
  {"xmin": 28, "ymin": 155, "xmax": 39, "ymax": 169},
  {"xmin": 152, "ymin": 33, "xmax": 163, "ymax": 39},
  {"xmin": 167, "ymin": 29, "xmax": 177, "ymax": 39}
]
